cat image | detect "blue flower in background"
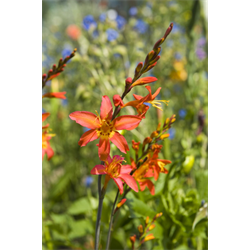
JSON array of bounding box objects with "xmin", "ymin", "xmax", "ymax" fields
[
  {"xmin": 134, "ymin": 19, "xmax": 148, "ymax": 34},
  {"xmin": 125, "ymin": 61, "xmax": 130, "ymax": 69},
  {"xmin": 62, "ymin": 45, "xmax": 73, "ymax": 59},
  {"xmin": 99, "ymin": 13, "xmax": 106, "ymax": 22},
  {"xmin": 197, "ymin": 37, "xmax": 206, "ymax": 47},
  {"xmin": 168, "ymin": 1, "xmax": 177, "ymax": 7},
  {"xmin": 82, "ymin": 15, "xmax": 97, "ymax": 30},
  {"xmin": 106, "ymin": 28, "xmax": 119, "ymax": 41},
  {"xmin": 85, "ymin": 176, "xmax": 93, "ymax": 187},
  {"xmin": 129, "ymin": 7, "xmax": 138, "ymax": 16},
  {"xmin": 168, "ymin": 128, "xmax": 175, "ymax": 139},
  {"xmin": 175, "ymin": 52, "xmax": 182, "ymax": 60},
  {"xmin": 179, "ymin": 109, "xmax": 187, "ymax": 118},
  {"xmin": 92, "ymin": 30, "xmax": 99, "ymax": 39},
  {"xmin": 171, "ymin": 23, "xmax": 185, "ymax": 34},
  {"xmin": 116, "ymin": 15, "xmax": 126, "ymax": 30},
  {"xmin": 42, "ymin": 108, "xmax": 46, "ymax": 113},
  {"xmin": 173, "ymin": 84, "xmax": 182, "ymax": 93},
  {"xmin": 61, "ymin": 99, "xmax": 68, "ymax": 106},
  {"xmin": 196, "ymin": 48, "xmax": 206, "ymax": 60}
]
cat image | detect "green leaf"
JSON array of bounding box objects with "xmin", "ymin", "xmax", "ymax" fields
[
  {"xmin": 126, "ymin": 192, "xmax": 155, "ymax": 218},
  {"xmin": 68, "ymin": 219, "xmax": 93, "ymax": 240},
  {"xmin": 67, "ymin": 197, "xmax": 92, "ymax": 215},
  {"xmin": 192, "ymin": 203, "xmax": 208, "ymax": 230}
]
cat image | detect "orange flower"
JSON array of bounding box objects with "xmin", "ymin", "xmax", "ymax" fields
[
  {"xmin": 131, "ymin": 76, "xmax": 158, "ymax": 87},
  {"xmin": 147, "ymin": 147, "xmax": 171, "ymax": 180},
  {"xmin": 90, "ymin": 155, "xmax": 138, "ymax": 194},
  {"xmin": 132, "ymin": 158, "xmax": 155, "ymax": 195},
  {"xmin": 42, "ymin": 92, "xmax": 66, "ymax": 99},
  {"xmin": 122, "ymin": 86, "xmax": 169, "ymax": 115},
  {"xmin": 42, "ymin": 113, "xmax": 55, "ymax": 160},
  {"xmin": 69, "ymin": 96, "xmax": 142, "ymax": 160},
  {"xmin": 42, "ymin": 130, "xmax": 54, "ymax": 161},
  {"xmin": 66, "ymin": 24, "xmax": 81, "ymax": 40}
]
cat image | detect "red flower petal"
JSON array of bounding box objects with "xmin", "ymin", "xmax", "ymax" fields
[
  {"xmin": 78, "ymin": 129, "xmax": 98, "ymax": 147},
  {"xmin": 151, "ymin": 87, "xmax": 161, "ymax": 99},
  {"xmin": 46, "ymin": 145, "xmax": 54, "ymax": 160},
  {"xmin": 120, "ymin": 165, "xmax": 133, "ymax": 174},
  {"xmin": 131, "ymin": 77, "xmax": 158, "ymax": 87},
  {"xmin": 133, "ymin": 94, "xmax": 143, "ymax": 100},
  {"xmin": 98, "ymin": 137, "xmax": 110, "ymax": 161},
  {"xmin": 69, "ymin": 111, "xmax": 100, "ymax": 129},
  {"xmin": 113, "ymin": 115, "xmax": 141, "ymax": 130},
  {"xmin": 100, "ymin": 95, "xmax": 113, "ymax": 120},
  {"xmin": 113, "ymin": 177, "xmax": 124, "ymax": 194},
  {"xmin": 42, "ymin": 92, "xmax": 67, "ymax": 99},
  {"xmin": 119, "ymin": 174, "xmax": 138, "ymax": 192},
  {"xmin": 90, "ymin": 164, "xmax": 107, "ymax": 175},
  {"xmin": 140, "ymin": 180, "xmax": 155, "ymax": 195},
  {"xmin": 42, "ymin": 113, "xmax": 50, "ymax": 122},
  {"xmin": 110, "ymin": 132, "xmax": 129, "ymax": 154}
]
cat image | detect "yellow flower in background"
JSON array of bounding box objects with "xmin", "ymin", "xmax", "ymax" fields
[{"xmin": 170, "ymin": 60, "xmax": 188, "ymax": 81}]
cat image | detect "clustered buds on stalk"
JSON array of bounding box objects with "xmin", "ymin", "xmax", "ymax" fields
[
  {"xmin": 42, "ymin": 48, "xmax": 77, "ymax": 88},
  {"xmin": 42, "ymin": 49, "xmax": 77, "ymax": 161},
  {"xmin": 130, "ymin": 212, "xmax": 163, "ymax": 249}
]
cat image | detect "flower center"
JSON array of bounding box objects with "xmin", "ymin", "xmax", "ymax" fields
[
  {"xmin": 106, "ymin": 158, "xmax": 123, "ymax": 178},
  {"xmin": 97, "ymin": 119, "xmax": 114, "ymax": 138}
]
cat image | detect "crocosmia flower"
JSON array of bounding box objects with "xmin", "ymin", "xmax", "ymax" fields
[
  {"xmin": 69, "ymin": 95, "xmax": 142, "ymax": 160},
  {"xmin": 90, "ymin": 155, "xmax": 138, "ymax": 194}
]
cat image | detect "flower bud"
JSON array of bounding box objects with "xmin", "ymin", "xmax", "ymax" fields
[
  {"xmin": 138, "ymin": 225, "xmax": 143, "ymax": 233},
  {"xmin": 125, "ymin": 77, "xmax": 133, "ymax": 85}
]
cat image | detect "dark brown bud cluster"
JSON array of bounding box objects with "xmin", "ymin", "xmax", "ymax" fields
[{"xmin": 132, "ymin": 23, "xmax": 173, "ymax": 82}]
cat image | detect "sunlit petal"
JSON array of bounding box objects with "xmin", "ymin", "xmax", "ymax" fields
[
  {"xmin": 78, "ymin": 129, "xmax": 98, "ymax": 147},
  {"xmin": 69, "ymin": 111, "xmax": 100, "ymax": 129},
  {"xmin": 90, "ymin": 165, "xmax": 107, "ymax": 175},
  {"xmin": 100, "ymin": 95, "xmax": 113, "ymax": 120},
  {"xmin": 113, "ymin": 115, "xmax": 141, "ymax": 130},
  {"xmin": 119, "ymin": 174, "xmax": 138, "ymax": 192},
  {"xmin": 110, "ymin": 132, "xmax": 129, "ymax": 154}
]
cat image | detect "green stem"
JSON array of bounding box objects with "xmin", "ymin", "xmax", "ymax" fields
[
  {"xmin": 95, "ymin": 174, "xmax": 104, "ymax": 250},
  {"xmin": 105, "ymin": 189, "xmax": 119, "ymax": 250},
  {"xmin": 42, "ymin": 203, "xmax": 54, "ymax": 250}
]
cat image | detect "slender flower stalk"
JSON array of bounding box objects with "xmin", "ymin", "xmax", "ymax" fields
[{"xmin": 105, "ymin": 189, "xmax": 119, "ymax": 250}]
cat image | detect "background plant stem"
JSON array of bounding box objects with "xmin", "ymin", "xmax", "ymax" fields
[{"xmin": 105, "ymin": 189, "xmax": 119, "ymax": 250}]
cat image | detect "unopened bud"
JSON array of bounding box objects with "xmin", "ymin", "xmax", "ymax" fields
[
  {"xmin": 143, "ymin": 137, "xmax": 152, "ymax": 147},
  {"xmin": 150, "ymin": 55, "xmax": 160, "ymax": 65},
  {"xmin": 148, "ymin": 224, "xmax": 155, "ymax": 231},
  {"xmin": 117, "ymin": 199, "xmax": 126, "ymax": 208},
  {"xmin": 160, "ymin": 134, "xmax": 170, "ymax": 140},
  {"xmin": 150, "ymin": 131, "xmax": 158, "ymax": 139},
  {"xmin": 125, "ymin": 77, "xmax": 133, "ymax": 85},
  {"xmin": 153, "ymin": 38, "xmax": 164, "ymax": 50},
  {"xmin": 42, "ymin": 74, "xmax": 47, "ymax": 79},
  {"xmin": 145, "ymin": 216, "xmax": 150, "ymax": 225},
  {"xmin": 163, "ymin": 23, "xmax": 174, "ymax": 39},
  {"xmin": 134, "ymin": 62, "xmax": 143, "ymax": 75},
  {"xmin": 145, "ymin": 50, "xmax": 155, "ymax": 64},
  {"xmin": 142, "ymin": 234, "xmax": 155, "ymax": 243},
  {"xmin": 130, "ymin": 235, "xmax": 136, "ymax": 243},
  {"xmin": 138, "ymin": 225, "xmax": 143, "ymax": 233}
]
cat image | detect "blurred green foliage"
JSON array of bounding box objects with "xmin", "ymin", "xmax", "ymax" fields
[{"xmin": 42, "ymin": 0, "xmax": 208, "ymax": 249}]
